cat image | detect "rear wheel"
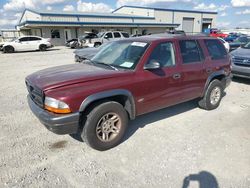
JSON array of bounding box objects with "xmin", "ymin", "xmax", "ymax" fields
[
  {"xmin": 198, "ymin": 79, "xmax": 223, "ymax": 110},
  {"xmin": 81, "ymin": 101, "xmax": 128, "ymax": 151},
  {"xmin": 39, "ymin": 44, "xmax": 47, "ymax": 51},
  {"xmin": 3, "ymin": 46, "xmax": 14, "ymax": 53}
]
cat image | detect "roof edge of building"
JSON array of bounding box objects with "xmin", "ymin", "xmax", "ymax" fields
[{"xmin": 112, "ymin": 5, "xmax": 218, "ymax": 15}]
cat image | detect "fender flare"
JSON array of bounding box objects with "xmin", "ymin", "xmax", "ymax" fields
[
  {"xmin": 79, "ymin": 89, "xmax": 136, "ymax": 120},
  {"xmin": 202, "ymin": 70, "xmax": 226, "ymax": 96}
]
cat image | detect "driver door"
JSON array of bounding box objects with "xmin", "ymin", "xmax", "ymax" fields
[
  {"xmin": 135, "ymin": 41, "xmax": 183, "ymax": 115},
  {"xmin": 17, "ymin": 37, "xmax": 31, "ymax": 51}
]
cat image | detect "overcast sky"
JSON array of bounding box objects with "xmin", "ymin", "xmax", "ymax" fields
[{"xmin": 0, "ymin": 0, "xmax": 250, "ymax": 29}]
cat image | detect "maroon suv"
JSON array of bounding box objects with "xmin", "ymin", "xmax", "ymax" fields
[{"xmin": 26, "ymin": 35, "xmax": 231, "ymax": 151}]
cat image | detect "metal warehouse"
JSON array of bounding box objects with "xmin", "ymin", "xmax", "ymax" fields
[{"xmin": 16, "ymin": 5, "xmax": 217, "ymax": 45}]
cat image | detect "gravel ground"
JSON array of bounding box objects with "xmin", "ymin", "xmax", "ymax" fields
[{"xmin": 0, "ymin": 47, "xmax": 250, "ymax": 188}]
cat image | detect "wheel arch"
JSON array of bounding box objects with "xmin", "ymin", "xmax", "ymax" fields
[
  {"xmin": 79, "ymin": 89, "xmax": 136, "ymax": 120},
  {"xmin": 202, "ymin": 70, "xmax": 227, "ymax": 97},
  {"xmin": 3, "ymin": 45, "xmax": 15, "ymax": 52}
]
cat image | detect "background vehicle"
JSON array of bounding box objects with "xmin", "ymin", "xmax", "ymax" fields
[
  {"xmin": 224, "ymin": 33, "xmax": 241, "ymax": 43},
  {"xmin": 74, "ymin": 42, "xmax": 109, "ymax": 62},
  {"xmin": 204, "ymin": 28, "xmax": 228, "ymax": 38},
  {"xmin": 26, "ymin": 36, "xmax": 231, "ymax": 151},
  {"xmin": 167, "ymin": 30, "xmax": 186, "ymax": 35},
  {"xmin": 229, "ymin": 36, "xmax": 250, "ymax": 51},
  {"xmin": 90, "ymin": 31, "xmax": 130, "ymax": 47},
  {"xmin": 70, "ymin": 33, "xmax": 98, "ymax": 49},
  {"xmin": 231, "ymin": 42, "xmax": 250, "ymax": 79},
  {"xmin": 2, "ymin": 36, "xmax": 52, "ymax": 53},
  {"xmin": 0, "ymin": 42, "xmax": 4, "ymax": 51},
  {"xmin": 218, "ymin": 37, "xmax": 230, "ymax": 52},
  {"xmin": 65, "ymin": 38, "xmax": 77, "ymax": 47}
]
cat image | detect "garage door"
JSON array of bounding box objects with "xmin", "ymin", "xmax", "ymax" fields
[{"xmin": 182, "ymin": 18, "xmax": 194, "ymax": 33}]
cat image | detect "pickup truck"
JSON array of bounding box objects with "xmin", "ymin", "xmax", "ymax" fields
[
  {"xmin": 89, "ymin": 31, "xmax": 130, "ymax": 47},
  {"xmin": 26, "ymin": 35, "xmax": 232, "ymax": 151},
  {"xmin": 204, "ymin": 28, "xmax": 228, "ymax": 38}
]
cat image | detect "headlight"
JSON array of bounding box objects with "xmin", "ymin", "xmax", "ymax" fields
[{"xmin": 44, "ymin": 97, "xmax": 71, "ymax": 114}]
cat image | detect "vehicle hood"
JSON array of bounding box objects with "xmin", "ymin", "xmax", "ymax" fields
[
  {"xmin": 26, "ymin": 64, "xmax": 127, "ymax": 91},
  {"xmin": 74, "ymin": 47, "xmax": 99, "ymax": 57},
  {"xmin": 231, "ymin": 47, "xmax": 250, "ymax": 58},
  {"xmin": 2, "ymin": 41, "xmax": 13, "ymax": 46}
]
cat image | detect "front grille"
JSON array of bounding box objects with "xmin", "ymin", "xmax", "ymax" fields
[
  {"xmin": 26, "ymin": 81, "xmax": 44, "ymax": 108},
  {"xmin": 233, "ymin": 56, "xmax": 250, "ymax": 67}
]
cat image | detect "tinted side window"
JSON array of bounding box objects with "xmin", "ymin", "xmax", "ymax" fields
[
  {"xmin": 179, "ymin": 40, "xmax": 202, "ymax": 64},
  {"xmin": 205, "ymin": 39, "xmax": 227, "ymax": 60},
  {"xmin": 114, "ymin": 32, "xmax": 121, "ymax": 38},
  {"xmin": 147, "ymin": 42, "xmax": 175, "ymax": 67},
  {"xmin": 29, "ymin": 37, "xmax": 41, "ymax": 41},
  {"xmin": 122, "ymin": 32, "xmax": 129, "ymax": 38},
  {"xmin": 19, "ymin": 37, "xmax": 29, "ymax": 42},
  {"xmin": 105, "ymin": 32, "xmax": 113, "ymax": 39}
]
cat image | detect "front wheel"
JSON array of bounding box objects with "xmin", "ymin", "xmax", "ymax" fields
[
  {"xmin": 3, "ymin": 46, "xmax": 14, "ymax": 53},
  {"xmin": 198, "ymin": 79, "xmax": 223, "ymax": 110},
  {"xmin": 81, "ymin": 101, "xmax": 128, "ymax": 151}
]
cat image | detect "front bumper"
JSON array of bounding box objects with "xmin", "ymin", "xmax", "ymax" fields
[
  {"xmin": 27, "ymin": 95, "xmax": 79, "ymax": 135},
  {"xmin": 232, "ymin": 64, "xmax": 250, "ymax": 79}
]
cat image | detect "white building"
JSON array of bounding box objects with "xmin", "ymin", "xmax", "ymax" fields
[{"xmin": 16, "ymin": 5, "xmax": 217, "ymax": 45}]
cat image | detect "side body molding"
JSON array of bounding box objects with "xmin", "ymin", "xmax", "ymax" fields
[{"xmin": 79, "ymin": 89, "xmax": 136, "ymax": 119}]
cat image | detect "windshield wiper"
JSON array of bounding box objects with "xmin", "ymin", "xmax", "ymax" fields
[
  {"xmin": 83, "ymin": 59, "xmax": 119, "ymax": 70},
  {"xmin": 95, "ymin": 62, "xmax": 119, "ymax": 71}
]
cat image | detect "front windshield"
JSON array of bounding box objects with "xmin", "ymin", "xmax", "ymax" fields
[
  {"xmin": 11, "ymin": 38, "xmax": 17, "ymax": 42},
  {"xmin": 91, "ymin": 41, "xmax": 149, "ymax": 69},
  {"xmin": 97, "ymin": 32, "xmax": 105, "ymax": 38},
  {"xmin": 242, "ymin": 42, "xmax": 250, "ymax": 49}
]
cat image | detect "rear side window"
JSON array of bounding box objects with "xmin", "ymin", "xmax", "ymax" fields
[
  {"xmin": 179, "ymin": 40, "xmax": 203, "ymax": 64},
  {"xmin": 19, "ymin": 37, "xmax": 29, "ymax": 42},
  {"xmin": 114, "ymin": 32, "xmax": 121, "ymax": 38},
  {"xmin": 122, "ymin": 32, "xmax": 129, "ymax": 38},
  {"xmin": 147, "ymin": 42, "xmax": 176, "ymax": 67},
  {"xmin": 29, "ymin": 37, "xmax": 41, "ymax": 41},
  {"xmin": 205, "ymin": 39, "xmax": 227, "ymax": 60}
]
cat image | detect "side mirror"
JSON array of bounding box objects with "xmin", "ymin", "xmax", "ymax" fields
[
  {"xmin": 15, "ymin": 40, "xmax": 20, "ymax": 43},
  {"xmin": 104, "ymin": 35, "xmax": 108, "ymax": 39},
  {"xmin": 144, "ymin": 60, "xmax": 161, "ymax": 70}
]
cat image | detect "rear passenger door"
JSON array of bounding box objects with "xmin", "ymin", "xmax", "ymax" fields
[
  {"xmin": 178, "ymin": 40, "xmax": 207, "ymax": 100},
  {"xmin": 28, "ymin": 37, "xmax": 42, "ymax": 50},
  {"xmin": 113, "ymin": 32, "xmax": 121, "ymax": 41}
]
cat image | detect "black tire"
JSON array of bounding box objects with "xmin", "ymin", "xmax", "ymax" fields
[
  {"xmin": 3, "ymin": 46, "xmax": 14, "ymax": 53},
  {"xmin": 39, "ymin": 44, "xmax": 47, "ymax": 51},
  {"xmin": 94, "ymin": 42, "xmax": 101, "ymax": 48},
  {"xmin": 198, "ymin": 79, "xmax": 223, "ymax": 110},
  {"xmin": 81, "ymin": 101, "xmax": 128, "ymax": 151}
]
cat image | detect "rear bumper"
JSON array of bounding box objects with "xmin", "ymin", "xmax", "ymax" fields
[{"xmin": 27, "ymin": 95, "xmax": 79, "ymax": 135}]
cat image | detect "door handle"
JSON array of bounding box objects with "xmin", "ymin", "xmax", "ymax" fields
[
  {"xmin": 173, "ymin": 73, "xmax": 181, "ymax": 79},
  {"xmin": 206, "ymin": 68, "xmax": 213, "ymax": 74}
]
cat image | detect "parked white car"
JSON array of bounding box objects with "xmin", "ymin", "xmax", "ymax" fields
[
  {"xmin": 218, "ymin": 37, "xmax": 230, "ymax": 52},
  {"xmin": 2, "ymin": 36, "xmax": 53, "ymax": 53},
  {"xmin": 85, "ymin": 31, "xmax": 130, "ymax": 48}
]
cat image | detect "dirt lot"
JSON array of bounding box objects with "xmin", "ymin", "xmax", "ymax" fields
[{"xmin": 0, "ymin": 47, "xmax": 250, "ymax": 188}]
